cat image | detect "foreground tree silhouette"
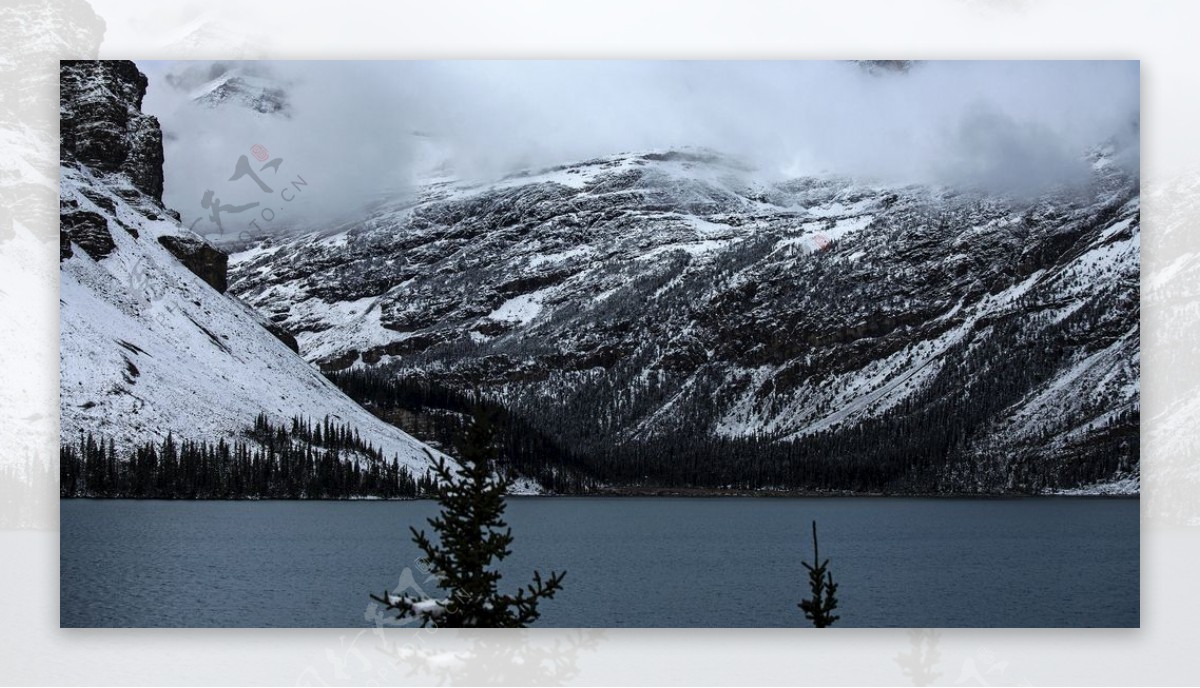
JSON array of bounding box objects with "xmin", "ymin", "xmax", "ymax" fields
[
  {"xmin": 372, "ymin": 409, "xmax": 565, "ymax": 627},
  {"xmin": 798, "ymin": 520, "xmax": 840, "ymax": 627}
]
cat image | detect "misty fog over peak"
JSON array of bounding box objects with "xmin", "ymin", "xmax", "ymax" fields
[
  {"xmin": 162, "ymin": 60, "xmax": 282, "ymax": 93},
  {"xmin": 136, "ymin": 60, "xmax": 1138, "ymax": 239}
]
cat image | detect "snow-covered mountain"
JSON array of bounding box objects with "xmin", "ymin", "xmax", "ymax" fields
[
  {"xmin": 164, "ymin": 62, "xmax": 291, "ymax": 117},
  {"xmin": 230, "ymin": 147, "xmax": 1140, "ymax": 493},
  {"xmin": 59, "ymin": 60, "xmax": 438, "ymax": 473}
]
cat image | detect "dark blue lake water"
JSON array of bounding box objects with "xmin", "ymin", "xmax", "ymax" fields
[{"xmin": 60, "ymin": 497, "xmax": 1138, "ymax": 627}]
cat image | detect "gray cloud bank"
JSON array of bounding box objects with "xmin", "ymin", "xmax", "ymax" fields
[{"xmin": 136, "ymin": 60, "xmax": 1139, "ymax": 235}]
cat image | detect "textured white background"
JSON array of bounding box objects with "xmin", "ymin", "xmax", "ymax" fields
[{"xmin": 2, "ymin": 0, "xmax": 1198, "ymax": 684}]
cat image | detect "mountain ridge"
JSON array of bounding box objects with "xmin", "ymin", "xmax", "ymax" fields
[{"xmin": 230, "ymin": 149, "xmax": 1139, "ymax": 493}]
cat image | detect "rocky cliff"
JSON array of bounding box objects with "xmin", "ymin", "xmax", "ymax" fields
[
  {"xmin": 60, "ymin": 59, "xmax": 164, "ymax": 202},
  {"xmin": 60, "ymin": 61, "xmax": 228, "ymax": 296},
  {"xmin": 59, "ymin": 60, "xmax": 439, "ymax": 472}
]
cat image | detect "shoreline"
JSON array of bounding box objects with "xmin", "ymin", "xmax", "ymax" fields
[
  {"xmin": 58, "ymin": 490, "xmax": 1141, "ymax": 501},
  {"xmin": 567, "ymin": 487, "xmax": 1140, "ymax": 499}
]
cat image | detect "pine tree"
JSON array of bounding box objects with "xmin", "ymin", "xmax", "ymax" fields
[
  {"xmin": 371, "ymin": 408, "xmax": 565, "ymax": 627},
  {"xmin": 798, "ymin": 520, "xmax": 840, "ymax": 628}
]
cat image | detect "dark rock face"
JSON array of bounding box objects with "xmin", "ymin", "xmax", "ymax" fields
[
  {"xmin": 60, "ymin": 210, "xmax": 113, "ymax": 260},
  {"xmin": 232, "ymin": 151, "xmax": 1140, "ymax": 493},
  {"xmin": 262, "ymin": 320, "xmax": 300, "ymax": 353},
  {"xmin": 157, "ymin": 235, "xmax": 228, "ymax": 293},
  {"xmin": 61, "ymin": 60, "xmax": 237, "ymax": 296},
  {"xmin": 60, "ymin": 60, "xmax": 164, "ymax": 202},
  {"xmin": 80, "ymin": 189, "xmax": 116, "ymax": 214},
  {"xmin": 196, "ymin": 74, "xmax": 290, "ymax": 116}
]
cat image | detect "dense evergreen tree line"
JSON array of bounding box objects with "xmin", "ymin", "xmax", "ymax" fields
[
  {"xmin": 328, "ymin": 368, "xmax": 592, "ymax": 493},
  {"xmin": 329, "ymin": 295, "xmax": 1137, "ymax": 494},
  {"xmin": 326, "ymin": 364, "xmax": 944, "ymax": 493},
  {"xmin": 60, "ymin": 414, "xmax": 436, "ymax": 499},
  {"xmin": 556, "ymin": 294, "xmax": 1138, "ymax": 493}
]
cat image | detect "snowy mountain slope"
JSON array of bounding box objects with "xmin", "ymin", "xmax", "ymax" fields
[
  {"xmin": 189, "ymin": 69, "xmax": 290, "ymax": 116},
  {"xmin": 59, "ymin": 61, "xmax": 440, "ymax": 473},
  {"xmin": 164, "ymin": 62, "xmax": 291, "ymax": 116},
  {"xmin": 231, "ymin": 148, "xmax": 1139, "ymax": 493}
]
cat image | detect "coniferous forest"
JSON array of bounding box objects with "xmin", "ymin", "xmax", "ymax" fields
[
  {"xmin": 327, "ymin": 365, "xmax": 1137, "ymax": 495},
  {"xmin": 60, "ymin": 414, "xmax": 436, "ymax": 499},
  {"xmin": 327, "ymin": 368, "xmax": 592, "ymax": 493},
  {"xmin": 58, "ymin": 355, "xmax": 1138, "ymax": 498}
]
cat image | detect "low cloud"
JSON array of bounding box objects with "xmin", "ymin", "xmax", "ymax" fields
[{"xmin": 137, "ymin": 60, "xmax": 1140, "ymax": 235}]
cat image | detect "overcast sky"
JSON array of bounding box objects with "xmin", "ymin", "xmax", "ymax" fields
[{"xmin": 136, "ymin": 60, "xmax": 1139, "ymax": 236}]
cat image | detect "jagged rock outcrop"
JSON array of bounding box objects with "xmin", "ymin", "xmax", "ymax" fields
[
  {"xmin": 157, "ymin": 235, "xmax": 228, "ymax": 293},
  {"xmin": 59, "ymin": 208, "xmax": 112, "ymax": 260},
  {"xmin": 59, "ymin": 60, "xmax": 229, "ymax": 290},
  {"xmin": 58, "ymin": 61, "xmax": 231, "ymax": 294},
  {"xmin": 263, "ymin": 320, "xmax": 300, "ymax": 353},
  {"xmin": 59, "ymin": 60, "xmax": 163, "ymax": 201}
]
